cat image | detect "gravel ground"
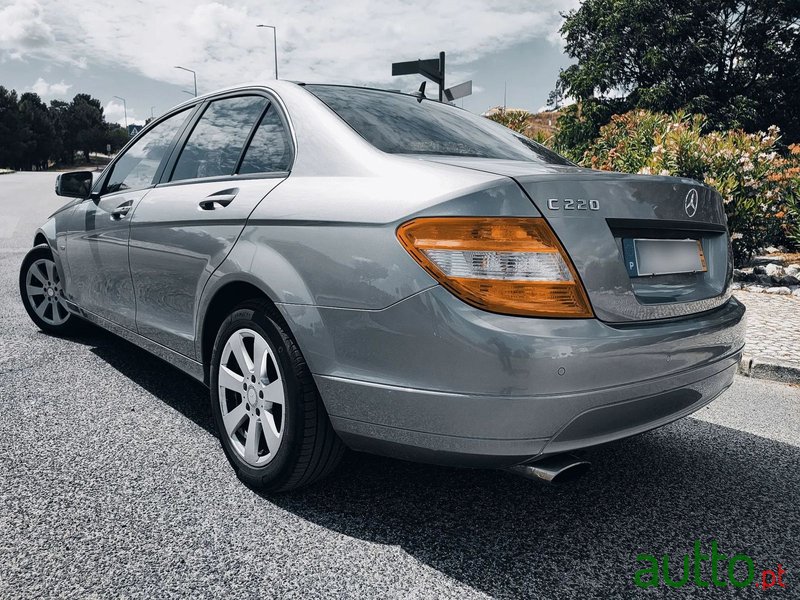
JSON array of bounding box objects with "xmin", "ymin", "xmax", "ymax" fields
[{"xmin": 1, "ymin": 172, "xmax": 799, "ymax": 599}]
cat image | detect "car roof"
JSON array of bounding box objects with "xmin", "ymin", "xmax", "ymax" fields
[{"xmin": 169, "ymin": 80, "xmax": 445, "ymax": 112}]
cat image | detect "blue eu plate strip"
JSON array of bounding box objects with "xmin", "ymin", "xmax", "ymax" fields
[{"xmin": 622, "ymin": 238, "xmax": 639, "ymax": 277}]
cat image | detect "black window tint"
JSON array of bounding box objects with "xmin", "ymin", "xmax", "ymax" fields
[
  {"xmin": 238, "ymin": 105, "xmax": 292, "ymax": 174},
  {"xmin": 171, "ymin": 96, "xmax": 267, "ymax": 182},
  {"xmin": 306, "ymin": 85, "xmax": 571, "ymax": 165},
  {"xmin": 105, "ymin": 108, "xmax": 191, "ymax": 194}
]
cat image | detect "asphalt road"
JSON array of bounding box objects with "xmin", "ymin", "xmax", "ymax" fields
[{"xmin": 1, "ymin": 172, "xmax": 799, "ymax": 599}]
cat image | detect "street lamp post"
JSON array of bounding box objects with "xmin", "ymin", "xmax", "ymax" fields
[
  {"xmin": 175, "ymin": 66, "xmax": 198, "ymax": 96},
  {"xmin": 256, "ymin": 24, "xmax": 279, "ymax": 79},
  {"xmin": 113, "ymin": 95, "xmax": 128, "ymax": 133}
]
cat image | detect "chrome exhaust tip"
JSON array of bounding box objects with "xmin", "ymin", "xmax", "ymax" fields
[{"xmin": 505, "ymin": 453, "xmax": 590, "ymax": 484}]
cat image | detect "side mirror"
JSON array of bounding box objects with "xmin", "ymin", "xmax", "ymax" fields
[{"xmin": 55, "ymin": 171, "xmax": 94, "ymax": 199}]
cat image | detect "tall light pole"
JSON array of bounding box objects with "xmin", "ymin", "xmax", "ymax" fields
[
  {"xmin": 175, "ymin": 66, "xmax": 197, "ymax": 96},
  {"xmin": 113, "ymin": 95, "xmax": 128, "ymax": 132},
  {"xmin": 256, "ymin": 24, "xmax": 279, "ymax": 79}
]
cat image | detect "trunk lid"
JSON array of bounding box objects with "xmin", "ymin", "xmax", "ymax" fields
[{"xmin": 420, "ymin": 158, "xmax": 733, "ymax": 323}]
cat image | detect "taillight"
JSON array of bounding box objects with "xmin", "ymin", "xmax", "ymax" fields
[{"xmin": 397, "ymin": 217, "xmax": 593, "ymax": 318}]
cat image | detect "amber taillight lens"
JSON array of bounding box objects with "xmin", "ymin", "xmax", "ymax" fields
[{"xmin": 397, "ymin": 217, "xmax": 593, "ymax": 317}]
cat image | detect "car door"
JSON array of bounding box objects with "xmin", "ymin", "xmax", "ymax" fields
[
  {"xmin": 128, "ymin": 93, "xmax": 293, "ymax": 357},
  {"xmin": 65, "ymin": 107, "xmax": 195, "ymax": 329}
]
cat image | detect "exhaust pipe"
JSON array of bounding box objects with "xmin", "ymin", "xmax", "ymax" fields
[{"xmin": 505, "ymin": 453, "xmax": 590, "ymax": 484}]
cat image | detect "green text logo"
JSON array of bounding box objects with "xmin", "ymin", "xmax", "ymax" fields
[{"xmin": 635, "ymin": 540, "xmax": 787, "ymax": 590}]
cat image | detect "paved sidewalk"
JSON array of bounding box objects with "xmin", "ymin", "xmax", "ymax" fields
[{"xmin": 733, "ymin": 289, "xmax": 800, "ymax": 384}]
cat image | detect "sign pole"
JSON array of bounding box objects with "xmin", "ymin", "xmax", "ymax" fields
[{"xmin": 438, "ymin": 51, "xmax": 445, "ymax": 102}]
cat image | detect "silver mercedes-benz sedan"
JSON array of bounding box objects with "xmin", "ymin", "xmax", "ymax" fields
[{"xmin": 20, "ymin": 81, "xmax": 745, "ymax": 491}]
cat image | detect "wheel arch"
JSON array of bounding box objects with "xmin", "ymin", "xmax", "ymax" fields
[
  {"xmin": 198, "ymin": 279, "xmax": 268, "ymax": 381},
  {"xmin": 33, "ymin": 231, "xmax": 49, "ymax": 247},
  {"xmin": 31, "ymin": 225, "xmax": 71, "ymax": 298},
  {"xmin": 33, "ymin": 222, "xmax": 56, "ymax": 251},
  {"xmin": 197, "ymin": 273, "xmax": 338, "ymax": 394}
]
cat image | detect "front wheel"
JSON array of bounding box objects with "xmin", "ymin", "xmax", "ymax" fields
[
  {"xmin": 19, "ymin": 245, "xmax": 80, "ymax": 335},
  {"xmin": 210, "ymin": 300, "xmax": 344, "ymax": 492}
]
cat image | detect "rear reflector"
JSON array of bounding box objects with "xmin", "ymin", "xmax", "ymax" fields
[{"xmin": 397, "ymin": 217, "xmax": 593, "ymax": 317}]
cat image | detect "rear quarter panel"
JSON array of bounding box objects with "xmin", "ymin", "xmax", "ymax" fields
[{"xmin": 196, "ymin": 164, "xmax": 538, "ymax": 367}]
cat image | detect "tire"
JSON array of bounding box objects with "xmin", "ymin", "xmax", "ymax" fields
[
  {"xmin": 19, "ymin": 244, "xmax": 82, "ymax": 336},
  {"xmin": 209, "ymin": 299, "xmax": 344, "ymax": 492}
]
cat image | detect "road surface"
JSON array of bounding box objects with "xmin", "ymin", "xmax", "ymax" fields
[{"xmin": 1, "ymin": 172, "xmax": 798, "ymax": 598}]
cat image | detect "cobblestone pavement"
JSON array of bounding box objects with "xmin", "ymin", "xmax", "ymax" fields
[{"xmin": 733, "ymin": 289, "xmax": 800, "ymax": 367}]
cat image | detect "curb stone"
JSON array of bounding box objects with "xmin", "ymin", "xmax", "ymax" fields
[{"xmin": 738, "ymin": 354, "xmax": 800, "ymax": 385}]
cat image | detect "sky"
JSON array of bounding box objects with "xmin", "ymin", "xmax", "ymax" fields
[{"xmin": 0, "ymin": 0, "xmax": 579, "ymax": 126}]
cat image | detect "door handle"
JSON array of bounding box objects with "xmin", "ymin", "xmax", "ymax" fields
[
  {"xmin": 199, "ymin": 188, "xmax": 239, "ymax": 210},
  {"xmin": 110, "ymin": 201, "xmax": 133, "ymax": 220}
]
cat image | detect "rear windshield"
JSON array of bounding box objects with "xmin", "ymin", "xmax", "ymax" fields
[{"xmin": 306, "ymin": 85, "xmax": 571, "ymax": 165}]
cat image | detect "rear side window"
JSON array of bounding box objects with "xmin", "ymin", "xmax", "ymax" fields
[
  {"xmin": 104, "ymin": 108, "xmax": 191, "ymax": 194},
  {"xmin": 171, "ymin": 96, "xmax": 267, "ymax": 182},
  {"xmin": 306, "ymin": 85, "xmax": 571, "ymax": 165},
  {"xmin": 238, "ymin": 105, "xmax": 292, "ymax": 174}
]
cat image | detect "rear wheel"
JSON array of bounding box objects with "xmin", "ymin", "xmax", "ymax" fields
[
  {"xmin": 210, "ymin": 300, "xmax": 344, "ymax": 492},
  {"xmin": 19, "ymin": 245, "xmax": 80, "ymax": 335}
]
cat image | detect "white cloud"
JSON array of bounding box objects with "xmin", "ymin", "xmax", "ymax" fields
[
  {"xmin": 2, "ymin": 0, "xmax": 578, "ymax": 91},
  {"xmin": 30, "ymin": 77, "xmax": 71, "ymax": 97},
  {"xmin": 104, "ymin": 99, "xmax": 146, "ymax": 127},
  {"xmin": 0, "ymin": 0, "xmax": 54, "ymax": 50}
]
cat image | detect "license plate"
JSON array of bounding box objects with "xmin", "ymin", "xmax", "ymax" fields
[{"xmin": 622, "ymin": 238, "xmax": 707, "ymax": 277}]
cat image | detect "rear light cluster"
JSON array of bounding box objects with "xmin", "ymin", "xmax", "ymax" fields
[{"xmin": 397, "ymin": 217, "xmax": 593, "ymax": 317}]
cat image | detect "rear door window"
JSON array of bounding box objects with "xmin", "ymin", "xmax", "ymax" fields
[
  {"xmin": 171, "ymin": 96, "xmax": 267, "ymax": 182},
  {"xmin": 238, "ymin": 105, "xmax": 292, "ymax": 174}
]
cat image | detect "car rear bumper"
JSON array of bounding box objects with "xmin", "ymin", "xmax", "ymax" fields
[
  {"xmin": 279, "ymin": 287, "xmax": 746, "ymax": 467},
  {"xmin": 320, "ymin": 356, "xmax": 738, "ymax": 467}
]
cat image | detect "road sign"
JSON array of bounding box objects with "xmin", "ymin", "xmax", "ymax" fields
[
  {"xmin": 443, "ymin": 80, "xmax": 472, "ymax": 102},
  {"xmin": 392, "ymin": 51, "xmax": 446, "ymax": 101},
  {"xmin": 391, "ymin": 58, "xmax": 442, "ymax": 83}
]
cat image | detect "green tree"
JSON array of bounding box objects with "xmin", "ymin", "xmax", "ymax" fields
[
  {"xmin": 554, "ymin": 0, "xmax": 800, "ymax": 153},
  {"xmin": 68, "ymin": 93, "xmax": 107, "ymax": 163},
  {"xmin": 0, "ymin": 86, "xmax": 23, "ymax": 169},
  {"xmin": 552, "ymin": 98, "xmax": 626, "ymax": 161},
  {"xmin": 18, "ymin": 92, "xmax": 56, "ymax": 170},
  {"xmin": 48, "ymin": 100, "xmax": 70, "ymax": 164},
  {"xmin": 2, "ymin": 87, "xmax": 132, "ymax": 168},
  {"xmin": 105, "ymin": 123, "xmax": 129, "ymax": 153}
]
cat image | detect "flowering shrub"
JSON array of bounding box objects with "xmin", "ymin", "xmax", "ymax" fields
[
  {"xmin": 581, "ymin": 110, "xmax": 800, "ymax": 263},
  {"xmin": 488, "ymin": 110, "xmax": 532, "ymax": 132},
  {"xmin": 487, "ymin": 110, "xmax": 555, "ymax": 146}
]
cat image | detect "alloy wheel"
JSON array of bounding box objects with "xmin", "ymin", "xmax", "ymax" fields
[
  {"xmin": 218, "ymin": 328, "xmax": 286, "ymax": 467},
  {"xmin": 24, "ymin": 258, "xmax": 69, "ymax": 326}
]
